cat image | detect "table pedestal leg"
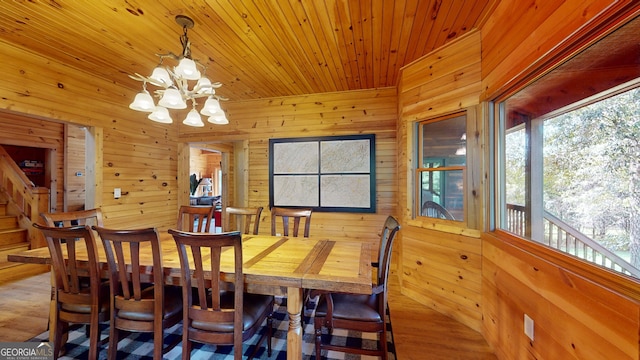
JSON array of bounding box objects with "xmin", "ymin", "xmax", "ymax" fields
[{"xmin": 287, "ymin": 287, "xmax": 303, "ymax": 360}]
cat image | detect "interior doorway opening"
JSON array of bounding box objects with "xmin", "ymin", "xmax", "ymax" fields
[{"xmin": 186, "ymin": 140, "xmax": 249, "ymax": 233}]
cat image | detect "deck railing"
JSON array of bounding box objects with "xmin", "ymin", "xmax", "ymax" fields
[{"xmin": 506, "ymin": 204, "xmax": 640, "ymax": 278}]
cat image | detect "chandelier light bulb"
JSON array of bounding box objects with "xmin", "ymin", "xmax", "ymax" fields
[
  {"xmin": 175, "ymin": 58, "xmax": 200, "ymax": 80},
  {"xmin": 200, "ymin": 97, "xmax": 222, "ymax": 116},
  {"xmin": 158, "ymin": 88, "xmax": 187, "ymax": 109},
  {"xmin": 147, "ymin": 106, "xmax": 173, "ymax": 123},
  {"xmin": 129, "ymin": 90, "xmax": 155, "ymax": 112},
  {"xmin": 149, "ymin": 67, "xmax": 173, "ymax": 87},
  {"xmin": 183, "ymin": 108, "xmax": 205, "ymax": 127},
  {"xmin": 207, "ymin": 112, "xmax": 229, "ymax": 125},
  {"xmin": 195, "ymin": 77, "xmax": 214, "ymax": 95}
]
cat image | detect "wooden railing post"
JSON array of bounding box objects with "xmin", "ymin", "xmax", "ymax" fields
[{"xmin": 28, "ymin": 187, "xmax": 50, "ymax": 248}]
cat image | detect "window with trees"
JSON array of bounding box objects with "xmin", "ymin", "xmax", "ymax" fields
[
  {"xmin": 495, "ymin": 15, "xmax": 640, "ymax": 278},
  {"xmin": 416, "ymin": 112, "xmax": 466, "ymax": 221}
]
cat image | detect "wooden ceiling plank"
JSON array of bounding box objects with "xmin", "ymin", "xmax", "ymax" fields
[
  {"xmin": 377, "ymin": 0, "xmax": 397, "ymax": 87},
  {"xmin": 427, "ymin": 0, "xmax": 467, "ymax": 53},
  {"xmin": 359, "ymin": 0, "xmax": 379, "ymax": 89},
  {"xmin": 196, "ymin": 0, "xmax": 305, "ymax": 98},
  {"xmin": 262, "ymin": 1, "xmax": 332, "ymax": 93},
  {"xmin": 331, "ymin": 0, "xmax": 363, "ymax": 89},
  {"xmin": 285, "ymin": 0, "xmax": 343, "ymax": 93},
  {"xmin": 304, "ymin": 0, "xmax": 351, "ymax": 90},
  {"xmin": 404, "ymin": 0, "xmax": 436, "ymax": 67},
  {"xmin": 386, "ymin": 0, "xmax": 417, "ymax": 86},
  {"xmin": 221, "ymin": 0, "xmax": 318, "ymax": 96},
  {"xmin": 349, "ymin": 0, "xmax": 369, "ymax": 89}
]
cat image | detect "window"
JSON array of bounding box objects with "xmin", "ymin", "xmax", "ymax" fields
[
  {"xmin": 495, "ymin": 15, "xmax": 640, "ymax": 278},
  {"xmin": 416, "ymin": 113, "xmax": 466, "ymax": 221}
]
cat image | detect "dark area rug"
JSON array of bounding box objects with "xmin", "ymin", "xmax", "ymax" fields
[{"xmin": 29, "ymin": 297, "xmax": 396, "ymax": 359}]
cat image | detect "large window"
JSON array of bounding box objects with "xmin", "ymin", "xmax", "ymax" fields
[
  {"xmin": 416, "ymin": 113, "xmax": 466, "ymax": 221},
  {"xmin": 495, "ymin": 15, "xmax": 640, "ymax": 278}
]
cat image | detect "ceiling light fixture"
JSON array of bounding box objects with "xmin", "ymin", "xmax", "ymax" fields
[{"xmin": 128, "ymin": 15, "xmax": 228, "ymax": 126}]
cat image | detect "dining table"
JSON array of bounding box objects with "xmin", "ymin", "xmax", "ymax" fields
[{"xmin": 8, "ymin": 232, "xmax": 373, "ymax": 360}]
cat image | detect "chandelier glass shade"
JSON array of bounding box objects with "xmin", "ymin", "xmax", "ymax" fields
[{"xmin": 128, "ymin": 15, "xmax": 228, "ymax": 126}]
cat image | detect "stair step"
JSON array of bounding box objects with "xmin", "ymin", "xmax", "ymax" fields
[
  {"xmin": 0, "ymin": 263, "xmax": 49, "ymax": 285},
  {"xmin": 0, "ymin": 242, "xmax": 31, "ymax": 263},
  {"xmin": 0, "ymin": 228, "xmax": 28, "ymax": 247},
  {"xmin": 0, "ymin": 215, "xmax": 18, "ymax": 229}
]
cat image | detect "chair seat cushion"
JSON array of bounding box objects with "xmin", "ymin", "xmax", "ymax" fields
[
  {"xmin": 315, "ymin": 293, "xmax": 382, "ymax": 322},
  {"xmin": 116, "ymin": 285, "xmax": 183, "ymax": 322},
  {"xmin": 191, "ymin": 292, "xmax": 273, "ymax": 333},
  {"xmin": 60, "ymin": 281, "xmax": 110, "ymax": 314}
]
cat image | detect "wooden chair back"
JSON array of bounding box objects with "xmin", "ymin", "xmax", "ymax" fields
[
  {"xmin": 270, "ymin": 207, "xmax": 312, "ymax": 237},
  {"xmin": 40, "ymin": 208, "xmax": 104, "ymax": 227},
  {"xmin": 373, "ymin": 216, "xmax": 402, "ymax": 276},
  {"xmin": 32, "ymin": 223, "xmax": 109, "ymax": 360},
  {"xmin": 225, "ymin": 206, "xmax": 263, "ymax": 234},
  {"xmin": 421, "ymin": 200, "xmax": 454, "ymax": 220},
  {"xmin": 169, "ymin": 229, "xmax": 273, "ymax": 359},
  {"xmin": 176, "ymin": 205, "xmax": 216, "ymax": 232},
  {"xmin": 93, "ymin": 226, "xmax": 182, "ymax": 360}
]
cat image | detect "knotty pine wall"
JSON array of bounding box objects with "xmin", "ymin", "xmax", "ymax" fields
[
  {"xmin": 178, "ymin": 88, "xmax": 398, "ymax": 249},
  {"xmin": 480, "ymin": 1, "xmax": 640, "ymax": 359},
  {"xmin": 65, "ymin": 124, "xmax": 86, "ymax": 211},
  {"xmin": 0, "ymin": 40, "xmax": 182, "ymax": 231},
  {"xmin": 397, "ymin": 30, "xmax": 484, "ymax": 332}
]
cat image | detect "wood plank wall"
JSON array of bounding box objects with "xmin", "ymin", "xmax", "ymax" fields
[
  {"xmin": 480, "ymin": 1, "xmax": 640, "ymax": 359},
  {"xmin": 178, "ymin": 88, "xmax": 398, "ymax": 248},
  {"xmin": 0, "ymin": 40, "xmax": 182, "ymax": 231},
  {"xmin": 397, "ymin": 30, "xmax": 484, "ymax": 332},
  {"xmin": 65, "ymin": 124, "xmax": 86, "ymax": 211},
  {"xmin": 483, "ymin": 232, "xmax": 640, "ymax": 360}
]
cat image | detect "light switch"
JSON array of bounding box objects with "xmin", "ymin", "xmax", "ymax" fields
[
  {"xmin": 114, "ymin": 188, "xmax": 121, "ymax": 199},
  {"xmin": 524, "ymin": 314, "xmax": 534, "ymax": 341}
]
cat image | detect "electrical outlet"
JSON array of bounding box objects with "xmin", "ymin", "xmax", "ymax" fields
[
  {"xmin": 114, "ymin": 188, "xmax": 121, "ymax": 199},
  {"xmin": 524, "ymin": 314, "xmax": 534, "ymax": 341}
]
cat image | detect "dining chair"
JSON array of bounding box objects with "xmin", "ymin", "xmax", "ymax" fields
[
  {"xmin": 271, "ymin": 207, "xmax": 313, "ymax": 321},
  {"xmin": 176, "ymin": 205, "xmax": 216, "ymax": 232},
  {"xmin": 32, "ymin": 223, "xmax": 110, "ymax": 360},
  {"xmin": 421, "ymin": 200, "xmax": 455, "ymax": 220},
  {"xmin": 168, "ymin": 229, "xmax": 274, "ymax": 360},
  {"xmin": 225, "ymin": 206, "xmax": 263, "ymax": 234},
  {"xmin": 40, "ymin": 208, "xmax": 104, "ymax": 228},
  {"xmin": 93, "ymin": 226, "xmax": 182, "ymax": 360},
  {"xmin": 313, "ymin": 215, "xmax": 400, "ymax": 360},
  {"xmin": 270, "ymin": 207, "xmax": 312, "ymax": 237},
  {"xmin": 40, "ymin": 209, "xmax": 106, "ymax": 333}
]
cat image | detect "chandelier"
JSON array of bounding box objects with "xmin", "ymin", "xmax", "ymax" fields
[{"xmin": 128, "ymin": 15, "xmax": 228, "ymax": 126}]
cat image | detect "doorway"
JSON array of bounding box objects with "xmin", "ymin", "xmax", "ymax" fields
[{"xmin": 186, "ymin": 140, "xmax": 249, "ymax": 232}]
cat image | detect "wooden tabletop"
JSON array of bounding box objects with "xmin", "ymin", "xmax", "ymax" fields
[{"xmin": 8, "ymin": 233, "xmax": 372, "ymax": 294}]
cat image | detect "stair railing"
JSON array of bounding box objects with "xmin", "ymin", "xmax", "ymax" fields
[{"xmin": 0, "ymin": 146, "xmax": 49, "ymax": 249}]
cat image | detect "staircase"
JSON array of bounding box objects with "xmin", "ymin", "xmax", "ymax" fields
[{"xmin": 0, "ymin": 203, "xmax": 48, "ymax": 283}]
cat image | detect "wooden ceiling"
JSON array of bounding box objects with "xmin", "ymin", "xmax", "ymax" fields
[{"xmin": 0, "ymin": 1, "xmax": 496, "ymax": 102}]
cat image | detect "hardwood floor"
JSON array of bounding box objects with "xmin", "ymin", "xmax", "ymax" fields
[
  {"xmin": 387, "ymin": 271, "xmax": 497, "ymax": 360},
  {"xmin": 0, "ymin": 269, "xmax": 50, "ymax": 342},
  {"xmin": 0, "ymin": 270, "xmax": 496, "ymax": 359}
]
